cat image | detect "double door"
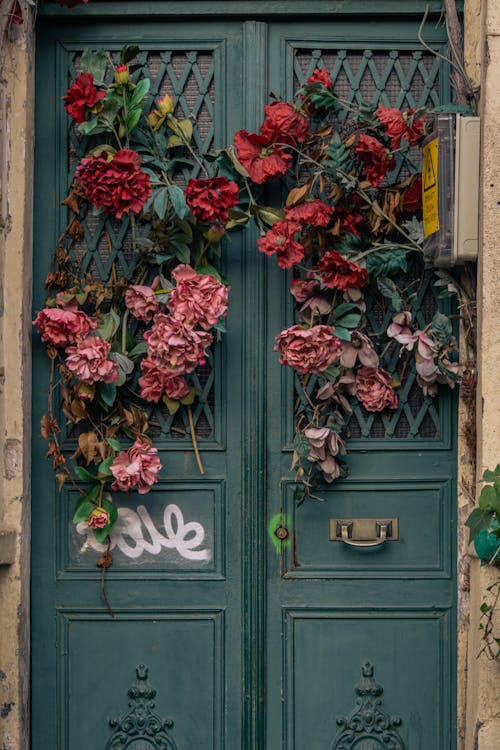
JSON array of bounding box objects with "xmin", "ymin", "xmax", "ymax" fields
[{"xmin": 33, "ymin": 6, "xmax": 456, "ymax": 748}]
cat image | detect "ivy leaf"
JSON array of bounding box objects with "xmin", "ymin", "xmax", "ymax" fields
[
  {"xmin": 465, "ymin": 507, "xmax": 494, "ymax": 543},
  {"xmin": 431, "ymin": 312, "xmax": 452, "ymax": 345},
  {"xmin": 294, "ymin": 433, "xmax": 311, "ymax": 459},
  {"xmin": 80, "ymin": 49, "xmax": 107, "ymax": 83},
  {"xmin": 479, "ymin": 484, "xmax": 497, "ymax": 510},
  {"xmin": 366, "ymin": 248, "xmax": 408, "ymax": 277},
  {"xmin": 482, "ymin": 465, "xmax": 500, "ymax": 482}
]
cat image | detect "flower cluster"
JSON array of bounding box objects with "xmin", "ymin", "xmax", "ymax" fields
[{"xmin": 34, "ymin": 48, "xmax": 466, "ymax": 552}]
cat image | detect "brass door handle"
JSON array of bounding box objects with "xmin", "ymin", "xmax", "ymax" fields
[{"xmin": 340, "ymin": 522, "xmax": 387, "ymax": 548}]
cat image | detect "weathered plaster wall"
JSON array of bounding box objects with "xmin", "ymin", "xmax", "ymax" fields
[
  {"xmin": 464, "ymin": 1, "xmax": 500, "ymax": 748},
  {"xmin": 0, "ymin": 23, "xmax": 34, "ymax": 750}
]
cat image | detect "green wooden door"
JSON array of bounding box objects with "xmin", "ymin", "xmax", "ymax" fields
[{"xmin": 32, "ymin": 4, "xmax": 456, "ymax": 748}]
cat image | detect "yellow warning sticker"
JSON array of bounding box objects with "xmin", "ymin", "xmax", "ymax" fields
[{"xmin": 422, "ymin": 137, "xmax": 439, "ymax": 237}]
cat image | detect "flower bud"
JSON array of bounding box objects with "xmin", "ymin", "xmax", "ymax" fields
[
  {"xmin": 114, "ymin": 64, "xmax": 130, "ymax": 85},
  {"xmin": 147, "ymin": 110, "xmax": 162, "ymax": 130},
  {"xmin": 87, "ymin": 508, "xmax": 109, "ymax": 529},
  {"xmin": 76, "ymin": 383, "xmax": 95, "ymax": 402},
  {"xmin": 156, "ymin": 94, "xmax": 174, "ymax": 116},
  {"xmin": 204, "ymin": 225, "xmax": 226, "ymax": 243}
]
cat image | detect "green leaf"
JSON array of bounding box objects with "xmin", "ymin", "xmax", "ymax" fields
[
  {"xmin": 334, "ymin": 313, "xmax": 361, "ymax": 329},
  {"xmin": 74, "ymin": 466, "xmax": 99, "ymax": 484},
  {"xmin": 482, "ymin": 465, "xmax": 500, "ymax": 482},
  {"xmin": 130, "ymin": 78, "xmax": 150, "ymax": 107},
  {"xmin": 106, "ymin": 437, "xmax": 121, "ymax": 452},
  {"xmin": 98, "ymin": 456, "xmax": 114, "ymax": 479},
  {"xmin": 330, "ymin": 302, "xmax": 358, "ymax": 320},
  {"xmin": 97, "ymin": 310, "xmax": 121, "ymax": 341},
  {"xmin": 162, "ymin": 395, "xmax": 180, "ymax": 415},
  {"xmin": 196, "ymin": 264, "xmax": 222, "ymax": 281},
  {"xmin": 80, "ymin": 49, "xmax": 107, "ymax": 83},
  {"xmin": 366, "ymin": 248, "xmax": 408, "ymax": 277},
  {"xmin": 120, "ymin": 45, "xmax": 140, "ymax": 65},
  {"xmin": 78, "ymin": 117, "xmax": 102, "ymax": 136},
  {"xmin": 254, "ymin": 205, "xmax": 286, "ymax": 227},
  {"xmin": 465, "ymin": 507, "xmax": 494, "ymax": 543},
  {"xmin": 152, "ymin": 188, "xmax": 169, "ymax": 220},
  {"xmin": 126, "ymin": 107, "xmax": 143, "ymax": 133},
  {"xmin": 109, "ymin": 352, "xmax": 134, "ymax": 386},
  {"xmin": 294, "ymin": 433, "xmax": 311, "ymax": 459},
  {"xmin": 480, "ymin": 602, "xmax": 491, "ymax": 614},
  {"xmin": 479, "ymin": 484, "xmax": 497, "ymax": 510},
  {"xmin": 431, "ymin": 312, "xmax": 452, "ymax": 345},
  {"xmin": 167, "ymin": 185, "xmax": 189, "ymax": 219},
  {"xmin": 321, "ymin": 365, "xmax": 340, "ymax": 382},
  {"xmin": 100, "ymin": 96, "xmax": 122, "ymax": 124},
  {"xmin": 98, "ymin": 382, "xmax": 117, "ymax": 408},
  {"xmin": 72, "ymin": 498, "xmax": 96, "ymax": 525},
  {"xmin": 173, "ymin": 244, "xmax": 191, "ymax": 264},
  {"xmin": 179, "ymin": 387, "xmax": 197, "ymax": 406},
  {"xmin": 128, "ymin": 342, "xmax": 148, "ymax": 359},
  {"xmin": 333, "ymin": 325, "xmax": 351, "ymax": 341}
]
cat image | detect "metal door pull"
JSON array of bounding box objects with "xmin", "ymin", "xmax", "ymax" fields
[{"xmin": 329, "ymin": 518, "xmax": 399, "ymax": 548}]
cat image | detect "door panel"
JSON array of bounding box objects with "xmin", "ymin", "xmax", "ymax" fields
[{"xmin": 33, "ymin": 8, "xmax": 456, "ymax": 749}]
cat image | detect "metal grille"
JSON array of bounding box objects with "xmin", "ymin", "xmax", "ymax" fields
[
  {"xmin": 65, "ymin": 49, "xmax": 217, "ymax": 441},
  {"xmin": 292, "ymin": 48, "xmax": 443, "ymax": 441}
]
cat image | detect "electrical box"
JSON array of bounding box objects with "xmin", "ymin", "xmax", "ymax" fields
[{"xmin": 422, "ymin": 113, "xmax": 480, "ymax": 267}]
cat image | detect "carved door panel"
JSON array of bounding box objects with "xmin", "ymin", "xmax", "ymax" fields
[{"xmin": 32, "ymin": 5, "xmax": 456, "ymax": 749}]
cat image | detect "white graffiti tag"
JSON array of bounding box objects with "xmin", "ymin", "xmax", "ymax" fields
[{"xmin": 76, "ymin": 503, "xmax": 211, "ymax": 561}]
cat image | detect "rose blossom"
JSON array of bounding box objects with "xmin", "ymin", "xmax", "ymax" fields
[
  {"xmin": 257, "ymin": 221, "xmax": 304, "ymax": 269},
  {"xmin": 76, "ymin": 149, "xmax": 152, "ymax": 219},
  {"xmin": 87, "ymin": 508, "xmax": 109, "ymax": 529},
  {"xmin": 145, "ymin": 313, "xmax": 213, "ymax": 375},
  {"xmin": 376, "ymin": 106, "xmax": 408, "ymax": 150},
  {"xmin": 274, "ymin": 324, "xmax": 342, "ymax": 374},
  {"xmin": 168, "ymin": 264, "xmax": 229, "ymax": 330},
  {"xmin": 354, "ymin": 366, "xmax": 398, "ymax": 412},
  {"xmin": 125, "ymin": 285, "xmax": 159, "ymax": 323},
  {"xmin": 307, "ymin": 68, "xmax": 333, "ymax": 89},
  {"xmin": 33, "ymin": 307, "xmax": 96, "ymax": 347},
  {"xmin": 138, "ymin": 357, "xmax": 190, "ymax": 403},
  {"xmin": 355, "ymin": 133, "xmax": 389, "ymax": 187},
  {"xmin": 111, "ymin": 440, "xmax": 162, "ymax": 495},
  {"xmin": 316, "ymin": 249, "xmax": 368, "ymax": 290},
  {"xmin": 185, "ymin": 176, "xmax": 239, "ymax": 225},
  {"xmin": 260, "ymin": 102, "xmax": 310, "ymax": 144},
  {"xmin": 62, "ymin": 72, "xmax": 106, "ymax": 124},
  {"xmin": 285, "ymin": 199, "xmax": 332, "ymax": 227},
  {"xmin": 234, "ymin": 130, "xmax": 292, "ymax": 184},
  {"xmin": 65, "ymin": 335, "xmax": 118, "ymax": 385},
  {"xmin": 290, "ymin": 279, "xmax": 321, "ymax": 303}
]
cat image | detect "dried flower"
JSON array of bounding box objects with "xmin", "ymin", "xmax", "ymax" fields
[
  {"xmin": 65, "ymin": 336, "xmax": 118, "ymax": 385},
  {"xmin": 111, "ymin": 440, "xmax": 162, "ymax": 495},
  {"xmin": 274, "ymin": 324, "xmax": 342, "ymax": 374}
]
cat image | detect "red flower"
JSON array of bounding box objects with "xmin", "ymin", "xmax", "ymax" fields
[
  {"xmin": 62, "ymin": 73, "xmax": 105, "ymax": 124},
  {"xmin": 307, "ymin": 68, "xmax": 333, "ymax": 89},
  {"xmin": 403, "ymin": 174, "xmax": 422, "ymax": 213},
  {"xmin": 257, "ymin": 221, "xmax": 304, "ymax": 269},
  {"xmin": 404, "ymin": 109, "xmax": 425, "ymax": 145},
  {"xmin": 316, "ymin": 250, "xmax": 368, "ymax": 290},
  {"xmin": 185, "ymin": 177, "xmax": 239, "ymax": 225},
  {"xmin": 331, "ymin": 206, "xmax": 364, "ymax": 237},
  {"xmin": 76, "ymin": 149, "xmax": 152, "ymax": 219},
  {"xmin": 285, "ymin": 199, "xmax": 332, "ymax": 227},
  {"xmin": 376, "ymin": 106, "xmax": 425, "ymax": 149},
  {"xmin": 355, "ymin": 134, "xmax": 389, "ymax": 187},
  {"xmin": 260, "ymin": 102, "xmax": 310, "ymax": 145},
  {"xmin": 234, "ymin": 130, "xmax": 292, "ymax": 184},
  {"xmin": 376, "ymin": 106, "xmax": 407, "ymax": 150}
]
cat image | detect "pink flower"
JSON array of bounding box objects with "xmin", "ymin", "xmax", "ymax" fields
[
  {"xmin": 290, "ymin": 279, "xmax": 321, "ymax": 303},
  {"xmin": 33, "ymin": 307, "xmax": 96, "ymax": 347},
  {"xmin": 340, "ymin": 331, "xmax": 379, "ymax": 369},
  {"xmin": 87, "ymin": 508, "xmax": 109, "ymax": 529},
  {"xmin": 354, "ymin": 366, "xmax": 398, "ymax": 412},
  {"xmin": 138, "ymin": 357, "xmax": 191, "ymax": 403},
  {"xmin": 125, "ymin": 285, "xmax": 159, "ymax": 323},
  {"xmin": 168, "ymin": 265, "xmax": 229, "ymax": 330},
  {"xmin": 65, "ymin": 336, "xmax": 118, "ymax": 385},
  {"xmin": 274, "ymin": 324, "xmax": 342, "ymax": 374},
  {"xmin": 257, "ymin": 221, "xmax": 304, "ymax": 269},
  {"xmin": 145, "ymin": 313, "xmax": 213, "ymax": 375},
  {"xmin": 111, "ymin": 440, "xmax": 162, "ymax": 495},
  {"xmin": 387, "ymin": 312, "xmax": 416, "ymax": 350}
]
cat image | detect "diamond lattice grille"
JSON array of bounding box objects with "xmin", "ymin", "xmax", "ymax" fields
[
  {"xmin": 292, "ymin": 48, "xmax": 444, "ymax": 441},
  {"xmin": 65, "ymin": 49, "xmax": 217, "ymax": 442}
]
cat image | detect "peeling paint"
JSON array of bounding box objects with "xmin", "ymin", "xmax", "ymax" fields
[{"xmin": 3, "ymin": 439, "xmax": 20, "ymax": 480}]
